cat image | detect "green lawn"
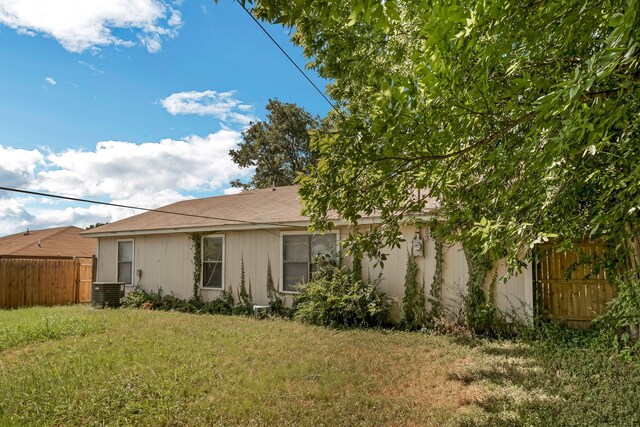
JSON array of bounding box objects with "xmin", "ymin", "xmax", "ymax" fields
[{"xmin": 0, "ymin": 306, "xmax": 638, "ymax": 426}]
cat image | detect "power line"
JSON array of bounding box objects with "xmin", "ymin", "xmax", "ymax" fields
[
  {"xmin": 2, "ymin": 6, "xmax": 348, "ymax": 233},
  {"xmin": 234, "ymin": 0, "xmax": 345, "ymax": 120},
  {"xmin": 0, "ymin": 186, "xmax": 307, "ymax": 229}
]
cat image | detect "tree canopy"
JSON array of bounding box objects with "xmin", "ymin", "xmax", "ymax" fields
[
  {"xmin": 230, "ymin": 99, "xmax": 321, "ymax": 190},
  {"xmin": 85, "ymin": 222, "xmax": 108, "ymax": 230},
  {"xmin": 243, "ymin": 0, "xmax": 640, "ymax": 273}
]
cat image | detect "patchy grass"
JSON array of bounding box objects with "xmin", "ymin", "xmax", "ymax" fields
[
  {"xmin": 0, "ymin": 306, "xmax": 105, "ymax": 351},
  {"xmin": 0, "ymin": 306, "xmax": 483, "ymax": 426},
  {"xmin": 0, "ymin": 307, "xmax": 638, "ymax": 426},
  {"xmin": 456, "ymin": 334, "xmax": 640, "ymax": 427}
]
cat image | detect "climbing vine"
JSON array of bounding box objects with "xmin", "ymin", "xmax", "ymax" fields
[
  {"xmin": 266, "ymin": 258, "xmax": 278, "ymax": 302},
  {"xmin": 265, "ymin": 258, "xmax": 288, "ymax": 315},
  {"xmin": 188, "ymin": 233, "xmax": 203, "ymax": 301},
  {"xmin": 429, "ymin": 237, "xmax": 444, "ymax": 319},
  {"xmin": 238, "ymin": 255, "xmax": 253, "ymax": 311},
  {"xmin": 462, "ymin": 246, "xmax": 499, "ymax": 335},
  {"xmin": 402, "ymin": 250, "xmax": 426, "ymax": 329}
]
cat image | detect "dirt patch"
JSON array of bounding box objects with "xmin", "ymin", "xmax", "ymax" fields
[{"xmin": 377, "ymin": 355, "xmax": 485, "ymax": 413}]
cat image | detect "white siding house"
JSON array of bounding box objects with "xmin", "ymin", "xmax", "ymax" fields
[{"xmin": 84, "ymin": 186, "xmax": 533, "ymax": 319}]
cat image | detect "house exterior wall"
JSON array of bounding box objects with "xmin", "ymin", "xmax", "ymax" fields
[
  {"xmin": 95, "ymin": 225, "xmax": 533, "ymax": 319},
  {"xmin": 96, "ymin": 238, "xmax": 117, "ymax": 283},
  {"xmin": 219, "ymin": 229, "xmax": 281, "ymax": 304},
  {"xmin": 97, "ymin": 234, "xmax": 194, "ymax": 299},
  {"xmin": 360, "ymin": 226, "xmax": 471, "ymax": 317},
  {"xmin": 357, "ymin": 226, "xmax": 530, "ymax": 320}
]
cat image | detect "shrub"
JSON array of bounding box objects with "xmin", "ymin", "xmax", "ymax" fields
[
  {"xmin": 460, "ymin": 285, "xmax": 517, "ymax": 339},
  {"xmin": 294, "ymin": 265, "xmax": 389, "ymax": 328},
  {"xmin": 430, "ymin": 315, "xmax": 474, "ymax": 339},
  {"xmin": 123, "ymin": 287, "xmax": 236, "ymax": 315},
  {"xmin": 122, "ymin": 288, "xmax": 151, "ymax": 308},
  {"xmin": 596, "ymin": 275, "xmax": 640, "ymax": 352},
  {"xmin": 158, "ymin": 294, "xmax": 188, "ymax": 311},
  {"xmin": 203, "ymin": 290, "xmax": 235, "ymax": 315}
]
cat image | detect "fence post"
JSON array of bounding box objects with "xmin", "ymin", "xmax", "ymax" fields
[
  {"xmin": 92, "ymin": 255, "xmax": 97, "ymax": 283},
  {"xmin": 75, "ymin": 258, "xmax": 80, "ymax": 304}
]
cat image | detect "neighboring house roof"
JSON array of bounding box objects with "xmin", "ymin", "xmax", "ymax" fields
[
  {"xmin": 82, "ymin": 185, "xmax": 439, "ymax": 237},
  {"xmin": 0, "ymin": 226, "xmax": 96, "ymax": 258}
]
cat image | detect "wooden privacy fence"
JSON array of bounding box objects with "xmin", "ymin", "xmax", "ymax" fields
[
  {"xmin": 0, "ymin": 257, "xmax": 95, "ymax": 309},
  {"xmin": 535, "ymin": 242, "xmax": 614, "ymax": 329}
]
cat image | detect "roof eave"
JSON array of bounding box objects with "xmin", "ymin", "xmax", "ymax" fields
[{"xmin": 81, "ymin": 214, "xmax": 435, "ymax": 238}]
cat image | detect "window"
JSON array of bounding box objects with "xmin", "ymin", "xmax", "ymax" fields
[
  {"xmin": 117, "ymin": 240, "xmax": 133, "ymax": 285},
  {"xmin": 202, "ymin": 235, "xmax": 224, "ymax": 289},
  {"xmin": 282, "ymin": 233, "xmax": 337, "ymax": 292}
]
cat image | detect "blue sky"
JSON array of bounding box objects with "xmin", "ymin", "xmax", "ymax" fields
[{"xmin": 0, "ymin": 0, "xmax": 331, "ymax": 236}]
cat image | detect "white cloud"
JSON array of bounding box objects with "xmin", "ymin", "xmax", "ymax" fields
[
  {"xmin": 0, "ymin": 129, "xmax": 255, "ymax": 235},
  {"xmin": 37, "ymin": 130, "xmax": 248, "ymax": 200},
  {"xmin": 161, "ymin": 90, "xmax": 257, "ymax": 125},
  {"xmin": 45, "ymin": 76, "xmax": 56, "ymax": 85},
  {"xmin": 0, "ymin": 0, "xmax": 182, "ymax": 53},
  {"xmin": 223, "ymin": 187, "xmax": 243, "ymax": 196},
  {"xmin": 0, "ymin": 145, "xmax": 45, "ymax": 189},
  {"xmin": 78, "ymin": 60, "xmax": 103, "ymax": 74},
  {"xmin": 0, "ymin": 197, "xmax": 35, "ymax": 235}
]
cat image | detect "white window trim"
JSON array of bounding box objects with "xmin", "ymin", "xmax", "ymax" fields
[
  {"xmin": 279, "ymin": 230, "xmax": 340, "ymax": 294},
  {"xmin": 116, "ymin": 239, "xmax": 134, "ymax": 287},
  {"xmin": 200, "ymin": 234, "xmax": 225, "ymax": 291}
]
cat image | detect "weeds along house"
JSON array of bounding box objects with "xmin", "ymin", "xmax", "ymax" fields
[{"xmin": 82, "ymin": 185, "xmax": 533, "ymax": 319}]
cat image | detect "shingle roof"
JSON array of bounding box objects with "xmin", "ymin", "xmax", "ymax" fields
[
  {"xmin": 81, "ymin": 185, "xmax": 439, "ymax": 237},
  {"xmin": 0, "ymin": 226, "xmax": 96, "ymax": 257},
  {"xmin": 82, "ymin": 186, "xmax": 312, "ymax": 236}
]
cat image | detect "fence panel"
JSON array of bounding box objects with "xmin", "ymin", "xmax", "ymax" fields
[
  {"xmin": 535, "ymin": 243, "xmax": 613, "ymax": 328},
  {"xmin": 0, "ymin": 257, "xmax": 95, "ymax": 308},
  {"xmin": 78, "ymin": 257, "xmax": 95, "ymax": 303}
]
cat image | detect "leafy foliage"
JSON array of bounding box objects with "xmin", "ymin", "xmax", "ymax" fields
[
  {"xmin": 597, "ymin": 274, "xmax": 640, "ymax": 352},
  {"xmin": 460, "ymin": 248, "xmax": 511, "ymax": 337},
  {"xmin": 229, "ymin": 99, "xmax": 322, "ymax": 190},
  {"xmin": 84, "ymin": 222, "xmax": 108, "ymax": 230},
  {"xmin": 265, "ymin": 258, "xmax": 289, "ymax": 316},
  {"xmin": 123, "ymin": 287, "xmax": 235, "ymax": 315},
  {"xmin": 122, "ymin": 288, "xmax": 151, "ymax": 309},
  {"xmin": 244, "ymin": 0, "xmax": 640, "ymax": 281},
  {"xmin": 294, "ymin": 265, "xmax": 389, "ymax": 328}
]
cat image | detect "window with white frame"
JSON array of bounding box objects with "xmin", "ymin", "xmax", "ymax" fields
[
  {"xmin": 282, "ymin": 233, "xmax": 337, "ymax": 292},
  {"xmin": 117, "ymin": 240, "xmax": 133, "ymax": 285},
  {"xmin": 202, "ymin": 235, "xmax": 224, "ymax": 289}
]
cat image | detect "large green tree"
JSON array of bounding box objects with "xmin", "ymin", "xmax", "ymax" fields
[
  {"xmin": 230, "ymin": 99, "xmax": 321, "ymax": 190},
  {"xmin": 239, "ymin": 1, "xmax": 640, "ymax": 277}
]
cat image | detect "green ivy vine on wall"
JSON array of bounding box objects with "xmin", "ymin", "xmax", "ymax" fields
[
  {"xmin": 462, "ymin": 247, "xmax": 498, "ymax": 335},
  {"xmin": 402, "ymin": 250, "xmax": 426, "ymax": 329},
  {"xmin": 266, "ymin": 258, "xmax": 277, "ymax": 302},
  {"xmin": 429, "ymin": 237, "xmax": 444, "ymax": 319},
  {"xmin": 188, "ymin": 233, "xmax": 203, "ymax": 301},
  {"xmin": 238, "ymin": 254, "xmax": 253, "ymax": 310}
]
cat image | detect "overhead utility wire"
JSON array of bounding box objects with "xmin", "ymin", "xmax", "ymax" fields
[
  {"xmin": 0, "ymin": 186, "xmax": 307, "ymax": 229},
  {"xmin": 2, "ymin": 7, "xmax": 346, "ymax": 230},
  {"xmin": 234, "ymin": 0, "xmax": 346, "ymax": 120}
]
